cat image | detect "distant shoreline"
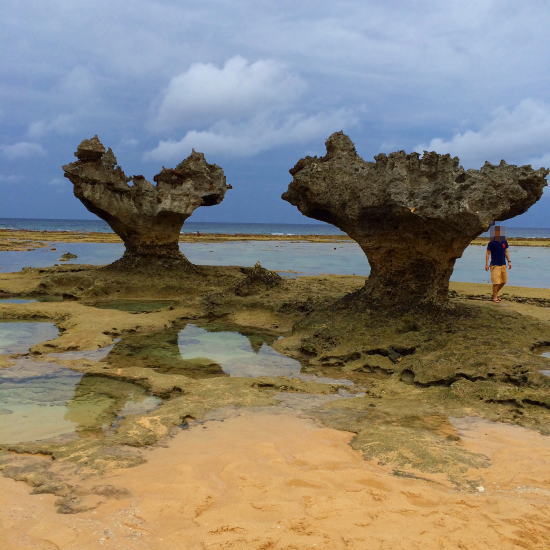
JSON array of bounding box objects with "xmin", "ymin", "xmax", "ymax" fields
[{"xmin": 1, "ymin": 228, "xmax": 550, "ymax": 251}]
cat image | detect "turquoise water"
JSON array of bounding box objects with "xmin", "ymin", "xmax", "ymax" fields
[
  {"xmin": 0, "ymin": 362, "xmax": 160, "ymax": 444},
  {"xmin": 1, "ymin": 240, "xmax": 548, "ymax": 287},
  {"xmin": 0, "ymin": 321, "xmax": 159, "ymax": 444}
]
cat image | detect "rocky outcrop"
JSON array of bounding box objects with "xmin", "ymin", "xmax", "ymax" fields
[
  {"xmin": 283, "ymin": 132, "xmax": 549, "ymax": 308},
  {"xmin": 63, "ymin": 136, "xmax": 230, "ymax": 270},
  {"xmin": 234, "ymin": 262, "xmax": 282, "ymax": 296}
]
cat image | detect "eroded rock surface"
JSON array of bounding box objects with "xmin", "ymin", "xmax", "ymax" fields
[
  {"xmin": 283, "ymin": 132, "xmax": 549, "ymax": 308},
  {"xmin": 63, "ymin": 136, "xmax": 230, "ymax": 270}
]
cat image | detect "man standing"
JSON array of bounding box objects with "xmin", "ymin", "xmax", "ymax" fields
[{"xmin": 485, "ymin": 225, "xmax": 512, "ymax": 302}]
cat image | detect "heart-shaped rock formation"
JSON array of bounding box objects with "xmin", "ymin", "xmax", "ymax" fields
[
  {"xmin": 63, "ymin": 136, "xmax": 230, "ymax": 270},
  {"xmin": 283, "ymin": 132, "xmax": 548, "ymax": 309}
]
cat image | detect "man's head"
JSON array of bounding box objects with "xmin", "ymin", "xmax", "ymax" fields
[{"xmin": 490, "ymin": 225, "xmax": 505, "ymax": 241}]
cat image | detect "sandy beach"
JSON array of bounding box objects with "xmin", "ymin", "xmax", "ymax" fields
[
  {"xmin": 1, "ymin": 410, "xmax": 548, "ymax": 550},
  {"xmin": 0, "ymin": 235, "xmax": 549, "ymax": 549}
]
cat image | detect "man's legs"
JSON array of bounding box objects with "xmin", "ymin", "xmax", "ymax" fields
[{"xmin": 492, "ymin": 282, "xmax": 505, "ymax": 301}]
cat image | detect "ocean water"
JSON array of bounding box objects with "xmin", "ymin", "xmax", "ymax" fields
[
  {"xmin": 0, "ymin": 218, "xmax": 343, "ymax": 236},
  {"xmin": 2, "ymin": 217, "xmax": 550, "ymax": 238},
  {"xmin": 1, "ymin": 239, "xmax": 548, "ymax": 287}
]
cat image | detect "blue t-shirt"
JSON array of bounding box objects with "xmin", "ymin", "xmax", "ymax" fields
[{"xmin": 487, "ymin": 239, "xmax": 509, "ymax": 266}]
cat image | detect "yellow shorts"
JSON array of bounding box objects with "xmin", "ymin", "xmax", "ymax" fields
[{"xmin": 490, "ymin": 265, "xmax": 508, "ymax": 284}]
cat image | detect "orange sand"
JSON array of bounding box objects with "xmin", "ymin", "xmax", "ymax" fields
[{"xmin": 0, "ymin": 411, "xmax": 548, "ymax": 549}]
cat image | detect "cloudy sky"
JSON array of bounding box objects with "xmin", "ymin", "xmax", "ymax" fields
[{"xmin": 1, "ymin": 0, "xmax": 549, "ymax": 226}]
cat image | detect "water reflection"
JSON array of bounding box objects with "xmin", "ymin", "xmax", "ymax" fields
[
  {"xmin": 0, "ymin": 360, "xmax": 159, "ymax": 444},
  {"xmin": 64, "ymin": 374, "xmax": 159, "ymax": 433},
  {"xmin": 178, "ymin": 324, "xmax": 301, "ymax": 377},
  {"xmin": 104, "ymin": 322, "xmax": 301, "ymax": 378},
  {"xmin": 0, "ymin": 321, "xmax": 58, "ymax": 355},
  {"xmin": 536, "ymin": 346, "xmax": 550, "ymax": 377},
  {"xmin": 0, "ymin": 321, "xmax": 159, "ymax": 444}
]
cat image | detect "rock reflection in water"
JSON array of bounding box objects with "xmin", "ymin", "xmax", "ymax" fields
[
  {"xmin": 105, "ymin": 325, "xmax": 225, "ymax": 377},
  {"xmin": 0, "ymin": 359, "xmax": 82, "ymax": 443},
  {"xmin": 0, "ymin": 362, "xmax": 160, "ymax": 444},
  {"xmin": 177, "ymin": 324, "xmax": 301, "ymax": 377},
  {"xmin": 104, "ymin": 322, "xmax": 301, "ymax": 378},
  {"xmin": 64, "ymin": 374, "xmax": 160, "ymax": 433}
]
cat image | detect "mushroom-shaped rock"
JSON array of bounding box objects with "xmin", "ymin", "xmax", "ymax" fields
[
  {"xmin": 283, "ymin": 132, "xmax": 548, "ymax": 308},
  {"xmin": 63, "ymin": 136, "xmax": 231, "ymax": 270}
]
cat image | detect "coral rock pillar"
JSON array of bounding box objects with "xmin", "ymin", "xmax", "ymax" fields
[
  {"xmin": 63, "ymin": 136, "xmax": 231, "ymax": 270},
  {"xmin": 283, "ymin": 132, "xmax": 548, "ymax": 308}
]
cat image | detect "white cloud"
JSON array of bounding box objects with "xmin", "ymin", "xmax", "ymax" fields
[
  {"xmin": 28, "ymin": 114, "xmax": 75, "ymax": 138},
  {"xmin": 146, "ymin": 108, "xmax": 357, "ymax": 160},
  {"xmin": 120, "ymin": 137, "xmax": 139, "ymax": 147},
  {"xmin": 0, "ymin": 142, "xmax": 46, "ymax": 160},
  {"xmin": 152, "ymin": 56, "xmax": 306, "ymax": 130},
  {"xmin": 415, "ymin": 99, "xmax": 550, "ymax": 168},
  {"xmin": 147, "ymin": 55, "xmax": 359, "ymax": 159}
]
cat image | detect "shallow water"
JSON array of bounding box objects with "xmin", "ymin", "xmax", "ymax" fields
[
  {"xmin": 178, "ymin": 324, "xmax": 301, "ymax": 378},
  {"xmin": 0, "ymin": 321, "xmax": 59, "ymax": 355},
  {"xmin": 104, "ymin": 322, "xmax": 356, "ymax": 388},
  {"xmin": 0, "ymin": 321, "xmax": 159, "ymax": 444},
  {"xmin": 0, "ymin": 360, "xmax": 160, "ymax": 444},
  {"xmin": 104, "ymin": 322, "xmax": 302, "ymax": 379},
  {"xmin": 1, "ymin": 240, "xmax": 548, "ymax": 287},
  {"xmin": 0, "ymin": 295, "xmax": 63, "ymax": 304},
  {"xmin": 538, "ymin": 348, "xmax": 550, "ymax": 376}
]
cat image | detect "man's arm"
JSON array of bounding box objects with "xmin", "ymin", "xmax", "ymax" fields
[
  {"xmin": 505, "ymin": 248, "xmax": 512, "ymax": 269},
  {"xmin": 485, "ymin": 248, "xmax": 490, "ymax": 271}
]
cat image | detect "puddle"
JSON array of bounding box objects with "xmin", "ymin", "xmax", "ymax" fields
[
  {"xmin": 0, "ymin": 321, "xmax": 159, "ymax": 444},
  {"xmin": 102, "ymin": 321, "xmax": 357, "ymax": 384},
  {"xmin": 88, "ymin": 300, "xmax": 176, "ymax": 313},
  {"xmin": 0, "ymin": 358, "xmax": 160, "ymax": 444},
  {"xmin": 0, "ymin": 321, "xmax": 59, "ymax": 355},
  {"xmin": 177, "ymin": 324, "xmax": 301, "ymax": 377},
  {"xmin": 534, "ymin": 345, "xmax": 550, "ymax": 377},
  {"xmin": 102, "ymin": 322, "xmax": 301, "ymax": 378},
  {"xmin": 0, "ymin": 296, "xmax": 64, "ymax": 304},
  {"xmin": 48, "ymin": 342, "xmax": 116, "ymax": 361}
]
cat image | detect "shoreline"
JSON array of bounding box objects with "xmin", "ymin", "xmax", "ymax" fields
[{"xmin": 1, "ymin": 228, "xmax": 550, "ymax": 249}]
